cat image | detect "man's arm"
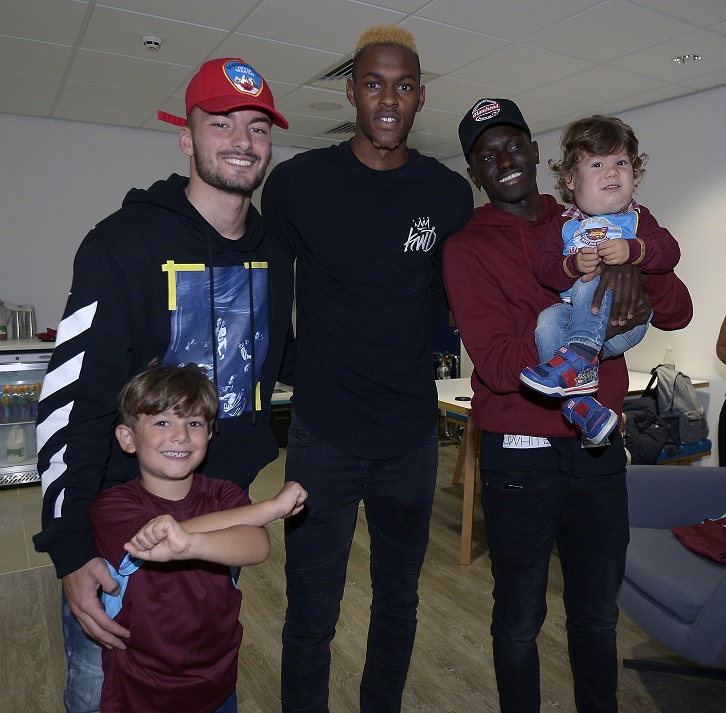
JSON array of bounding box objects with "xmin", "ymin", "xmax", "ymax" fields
[{"xmin": 33, "ymin": 236, "xmax": 137, "ymax": 647}]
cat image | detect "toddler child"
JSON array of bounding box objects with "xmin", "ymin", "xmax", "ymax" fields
[
  {"xmin": 520, "ymin": 115, "xmax": 680, "ymax": 444},
  {"xmin": 89, "ymin": 361, "xmax": 307, "ymax": 713}
]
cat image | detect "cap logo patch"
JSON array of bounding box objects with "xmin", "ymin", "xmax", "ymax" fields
[
  {"xmin": 472, "ymin": 99, "xmax": 501, "ymax": 123},
  {"xmin": 223, "ymin": 60, "xmax": 263, "ymax": 97}
]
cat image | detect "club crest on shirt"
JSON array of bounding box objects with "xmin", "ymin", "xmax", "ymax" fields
[
  {"xmin": 403, "ymin": 217, "xmax": 437, "ymax": 253},
  {"xmin": 569, "ymin": 216, "xmax": 623, "ymax": 251}
]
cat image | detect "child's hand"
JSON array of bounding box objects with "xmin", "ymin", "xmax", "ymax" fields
[
  {"xmin": 597, "ymin": 238, "xmax": 629, "ymax": 265},
  {"xmin": 124, "ymin": 515, "xmax": 193, "ymax": 562},
  {"xmin": 575, "ymin": 247, "xmax": 600, "ymax": 274},
  {"xmin": 273, "ymin": 481, "xmax": 308, "ymax": 519}
]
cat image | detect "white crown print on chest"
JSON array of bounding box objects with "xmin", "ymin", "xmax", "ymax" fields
[{"xmin": 403, "ymin": 217, "xmax": 437, "ymax": 253}]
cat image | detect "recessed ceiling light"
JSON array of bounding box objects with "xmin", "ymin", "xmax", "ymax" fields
[
  {"xmin": 672, "ymin": 54, "xmax": 701, "ymax": 64},
  {"xmin": 309, "ymin": 101, "xmax": 343, "ymax": 111}
]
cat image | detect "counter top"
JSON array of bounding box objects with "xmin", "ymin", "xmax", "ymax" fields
[{"xmin": 0, "ymin": 339, "xmax": 56, "ymax": 353}]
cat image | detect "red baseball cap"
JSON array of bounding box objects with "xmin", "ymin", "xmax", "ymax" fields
[{"xmin": 158, "ymin": 58, "xmax": 288, "ymax": 129}]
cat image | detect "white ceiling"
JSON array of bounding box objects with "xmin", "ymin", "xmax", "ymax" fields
[{"xmin": 3, "ymin": 0, "xmax": 726, "ymax": 159}]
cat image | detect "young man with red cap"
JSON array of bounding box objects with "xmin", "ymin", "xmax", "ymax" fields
[
  {"xmin": 443, "ymin": 98, "xmax": 692, "ymax": 712},
  {"xmin": 33, "ymin": 58, "xmax": 293, "ymax": 713}
]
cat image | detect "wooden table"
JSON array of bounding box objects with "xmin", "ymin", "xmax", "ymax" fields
[{"xmin": 437, "ymin": 371, "xmax": 710, "ymax": 566}]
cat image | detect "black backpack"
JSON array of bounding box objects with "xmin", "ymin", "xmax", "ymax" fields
[{"xmin": 643, "ymin": 364, "xmax": 709, "ymax": 447}]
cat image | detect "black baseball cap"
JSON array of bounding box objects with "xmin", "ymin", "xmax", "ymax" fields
[{"xmin": 458, "ymin": 98, "xmax": 531, "ymax": 157}]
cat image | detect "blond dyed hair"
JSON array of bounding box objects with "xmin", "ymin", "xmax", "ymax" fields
[{"xmin": 351, "ymin": 25, "xmax": 419, "ymax": 80}]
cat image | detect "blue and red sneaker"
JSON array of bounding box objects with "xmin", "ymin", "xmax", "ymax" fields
[
  {"xmin": 520, "ymin": 345, "xmax": 599, "ymax": 397},
  {"xmin": 562, "ymin": 395, "xmax": 618, "ymax": 446}
]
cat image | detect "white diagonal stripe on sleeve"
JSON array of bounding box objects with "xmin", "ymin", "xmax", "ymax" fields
[
  {"xmin": 39, "ymin": 353, "xmax": 84, "ymax": 401},
  {"xmin": 55, "ymin": 302, "xmax": 97, "ymax": 347},
  {"xmin": 40, "ymin": 443, "xmax": 68, "ymax": 500},
  {"xmin": 54, "ymin": 487, "xmax": 65, "ymax": 519},
  {"xmin": 37, "ymin": 401, "xmax": 73, "ymax": 454}
]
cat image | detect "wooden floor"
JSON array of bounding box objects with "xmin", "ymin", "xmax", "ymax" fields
[{"xmin": 1, "ymin": 443, "xmax": 724, "ymax": 713}]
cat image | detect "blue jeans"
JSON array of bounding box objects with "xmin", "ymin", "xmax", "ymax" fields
[
  {"xmin": 61, "ymin": 591, "xmax": 102, "ymax": 713},
  {"xmin": 281, "ymin": 414, "xmax": 438, "ymax": 713},
  {"xmin": 481, "ymin": 455, "xmax": 629, "ymax": 712},
  {"xmin": 535, "ymin": 275, "xmax": 650, "ymax": 362}
]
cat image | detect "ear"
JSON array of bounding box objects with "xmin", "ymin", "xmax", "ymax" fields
[
  {"xmin": 416, "ymin": 85, "xmax": 426, "ymax": 113},
  {"xmin": 345, "ymin": 77, "xmax": 356, "ymax": 109},
  {"xmin": 467, "ymin": 166, "xmax": 481, "ymax": 191},
  {"xmin": 179, "ymin": 126, "xmax": 194, "ymax": 158},
  {"xmin": 565, "ymin": 172, "xmax": 576, "ymax": 191},
  {"xmin": 531, "ymin": 139, "xmax": 540, "ymax": 165},
  {"xmin": 115, "ymin": 424, "xmax": 137, "ymax": 454}
]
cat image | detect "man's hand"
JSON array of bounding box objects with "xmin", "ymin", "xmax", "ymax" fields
[
  {"xmin": 62, "ymin": 558, "xmax": 130, "ymax": 649},
  {"xmin": 588, "ymin": 263, "xmax": 649, "ymax": 326}
]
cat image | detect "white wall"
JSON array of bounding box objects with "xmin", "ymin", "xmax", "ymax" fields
[{"xmin": 445, "ymin": 84, "xmax": 726, "ymax": 465}]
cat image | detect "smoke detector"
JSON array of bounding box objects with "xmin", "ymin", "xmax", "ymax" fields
[{"xmin": 140, "ymin": 34, "xmax": 164, "ymax": 52}]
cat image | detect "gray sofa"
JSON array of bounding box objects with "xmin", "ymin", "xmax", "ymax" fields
[{"xmin": 618, "ymin": 464, "xmax": 726, "ymax": 678}]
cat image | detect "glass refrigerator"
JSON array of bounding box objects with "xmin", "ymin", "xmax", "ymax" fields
[{"xmin": 0, "ymin": 343, "xmax": 53, "ymax": 487}]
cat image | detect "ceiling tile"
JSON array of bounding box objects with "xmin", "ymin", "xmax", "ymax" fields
[
  {"xmin": 216, "ymin": 33, "xmax": 343, "ymax": 86},
  {"xmin": 0, "ymin": 38, "xmax": 74, "ymax": 77},
  {"xmin": 239, "ymin": 0, "xmax": 404, "ymax": 54},
  {"xmin": 0, "ymin": 96, "xmax": 54, "ymax": 117},
  {"xmin": 607, "ymin": 29, "xmax": 726, "ymax": 82},
  {"xmin": 275, "ymin": 86, "xmax": 350, "ymax": 121},
  {"xmin": 540, "ymin": 64, "xmax": 667, "ymax": 106},
  {"xmin": 4, "ymin": 0, "xmax": 88, "ymax": 45},
  {"xmin": 59, "ymin": 81, "xmax": 170, "ymax": 113},
  {"xmin": 400, "ymin": 17, "xmax": 509, "ymax": 75},
  {"xmin": 422, "ymin": 75, "xmax": 513, "ymax": 112},
  {"xmin": 526, "ymin": 1, "xmax": 696, "ymax": 63},
  {"xmin": 419, "ymin": 0, "xmax": 602, "ymax": 42},
  {"xmin": 81, "ymin": 6, "xmax": 227, "ymax": 65},
  {"xmin": 96, "ymin": 0, "xmax": 260, "ymax": 29},
  {"xmin": 54, "ymin": 104, "xmax": 149, "ymax": 126},
  {"xmin": 681, "ymin": 67, "xmax": 726, "ymax": 91},
  {"xmin": 452, "ymin": 44, "xmax": 595, "ymax": 91},
  {"xmin": 630, "ymin": 0, "xmax": 726, "ymax": 26},
  {"xmin": 68, "ymin": 49, "xmax": 193, "ymax": 93},
  {"xmin": 0, "ymin": 71, "xmax": 60, "ymax": 101}
]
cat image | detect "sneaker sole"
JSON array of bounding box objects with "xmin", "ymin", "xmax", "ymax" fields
[
  {"xmin": 519, "ymin": 372, "xmax": 599, "ymax": 397},
  {"xmin": 584, "ymin": 409, "xmax": 619, "ymax": 446}
]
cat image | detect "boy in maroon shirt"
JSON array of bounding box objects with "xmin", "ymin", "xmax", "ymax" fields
[{"xmin": 90, "ymin": 362, "xmax": 306, "ymax": 713}]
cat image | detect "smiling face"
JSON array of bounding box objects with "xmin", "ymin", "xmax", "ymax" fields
[
  {"xmin": 181, "ymin": 107, "xmax": 273, "ymax": 195},
  {"xmin": 116, "ymin": 410, "xmax": 212, "ymax": 499},
  {"xmin": 346, "ymin": 43, "xmax": 425, "ymax": 167},
  {"xmin": 467, "ymin": 124, "xmax": 540, "ymax": 218},
  {"xmin": 566, "ymin": 149, "xmax": 635, "ymax": 216}
]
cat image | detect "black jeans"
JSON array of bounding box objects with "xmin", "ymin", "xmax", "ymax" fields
[
  {"xmin": 481, "ymin": 457, "xmax": 629, "ymax": 713},
  {"xmin": 281, "ymin": 414, "xmax": 438, "ymax": 713}
]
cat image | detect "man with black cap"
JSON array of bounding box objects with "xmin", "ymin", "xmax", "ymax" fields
[
  {"xmin": 33, "ymin": 58, "xmax": 293, "ymax": 713},
  {"xmin": 443, "ymin": 99, "xmax": 692, "ymax": 712}
]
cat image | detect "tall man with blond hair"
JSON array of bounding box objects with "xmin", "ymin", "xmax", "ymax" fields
[{"xmin": 262, "ymin": 24, "xmax": 473, "ymax": 713}]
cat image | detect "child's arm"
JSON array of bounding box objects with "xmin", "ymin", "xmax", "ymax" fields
[
  {"xmin": 124, "ymin": 515, "xmax": 271, "ymax": 567},
  {"xmin": 181, "ymin": 480, "xmax": 308, "ymax": 533},
  {"xmin": 618, "ymin": 206, "xmax": 680, "ymax": 273},
  {"xmin": 535, "ymin": 216, "xmax": 591, "ymax": 291},
  {"xmin": 574, "ymin": 247, "xmax": 601, "ymax": 273}
]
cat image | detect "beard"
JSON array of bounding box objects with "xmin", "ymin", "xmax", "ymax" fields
[
  {"xmin": 193, "ymin": 149, "xmax": 269, "ymax": 195},
  {"xmin": 372, "ymin": 139, "xmax": 400, "ymax": 150}
]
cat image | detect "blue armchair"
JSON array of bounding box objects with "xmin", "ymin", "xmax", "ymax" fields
[{"xmin": 618, "ymin": 465, "xmax": 726, "ymax": 679}]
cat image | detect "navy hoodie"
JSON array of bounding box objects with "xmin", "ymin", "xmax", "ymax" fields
[{"xmin": 34, "ymin": 174, "xmax": 294, "ymax": 577}]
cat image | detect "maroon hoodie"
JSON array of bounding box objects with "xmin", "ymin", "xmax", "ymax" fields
[{"xmin": 443, "ymin": 194, "xmax": 692, "ymax": 438}]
